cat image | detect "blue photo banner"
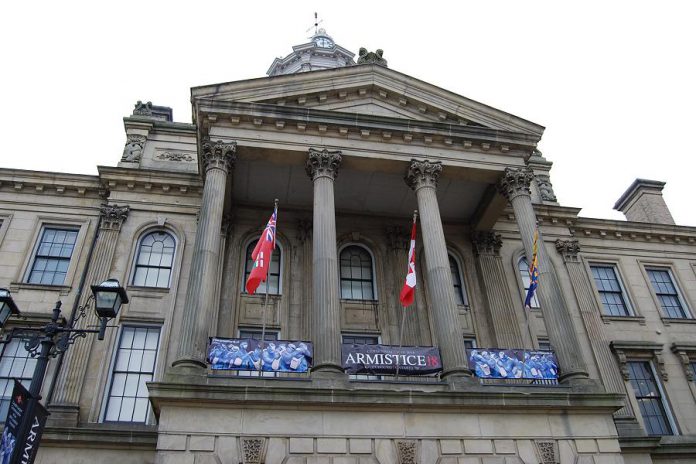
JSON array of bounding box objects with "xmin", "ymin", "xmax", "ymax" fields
[
  {"xmin": 468, "ymin": 349, "xmax": 558, "ymax": 380},
  {"xmin": 207, "ymin": 337, "xmax": 313, "ymax": 373}
]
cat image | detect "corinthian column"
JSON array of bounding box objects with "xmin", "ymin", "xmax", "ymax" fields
[
  {"xmin": 174, "ymin": 139, "xmax": 236, "ymax": 369},
  {"xmin": 555, "ymin": 239, "xmax": 634, "ymax": 416},
  {"xmin": 472, "ymin": 231, "xmax": 524, "ymax": 349},
  {"xmin": 50, "ymin": 204, "xmax": 129, "ymax": 425},
  {"xmin": 497, "ymin": 167, "xmax": 589, "ymax": 382},
  {"xmin": 405, "ymin": 160, "xmax": 471, "ymax": 379},
  {"xmin": 306, "ymin": 148, "xmax": 344, "ymax": 376}
]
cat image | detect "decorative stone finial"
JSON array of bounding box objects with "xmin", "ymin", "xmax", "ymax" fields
[
  {"xmin": 405, "ymin": 159, "xmax": 442, "ymax": 190},
  {"xmin": 306, "ymin": 148, "xmax": 342, "ymax": 181},
  {"xmin": 472, "ymin": 231, "xmax": 503, "ymax": 256},
  {"xmin": 358, "ymin": 48, "xmax": 388, "ymax": 67},
  {"xmin": 497, "ymin": 167, "xmax": 534, "ymax": 201},
  {"xmin": 200, "ymin": 138, "xmax": 236, "ymax": 173},
  {"xmin": 100, "ymin": 204, "xmax": 129, "ymax": 231}
]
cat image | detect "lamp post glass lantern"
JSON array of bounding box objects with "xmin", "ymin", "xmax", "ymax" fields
[
  {"xmin": 0, "ymin": 288, "xmax": 20, "ymax": 327},
  {"xmin": 92, "ymin": 278, "xmax": 129, "ymax": 319}
]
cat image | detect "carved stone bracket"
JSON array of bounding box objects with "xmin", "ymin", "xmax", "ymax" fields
[
  {"xmin": 536, "ymin": 174, "xmax": 557, "ymax": 202},
  {"xmin": 296, "ymin": 218, "xmax": 312, "ymax": 244},
  {"xmin": 534, "ymin": 440, "xmax": 559, "ymax": 464},
  {"xmin": 100, "ymin": 204, "xmax": 129, "ymax": 231},
  {"xmin": 671, "ymin": 343, "xmax": 696, "ymax": 381},
  {"xmin": 240, "ymin": 437, "xmax": 266, "ymax": 464},
  {"xmin": 472, "ymin": 231, "xmax": 502, "ymax": 256},
  {"xmin": 497, "ymin": 167, "xmax": 534, "ymax": 201},
  {"xmin": 385, "ymin": 225, "xmax": 409, "ymax": 251},
  {"xmin": 201, "ymin": 139, "xmax": 236, "ymax": 173},
  {"xmin": 555, "ymin": 239, "xmax": 581, "ymax": 263},
  {"xmin": 306, "ymin": 148, "xmax": 342, "ymax": 181},
  {"xmin": 404, "ymin": 159, "xmax": 442, "ymax": 191},
  {"xmin": 357, "ymin": 47, "xmax": 388, "ymax": 67},
  {"xmin": 611, "ymin": 341, "xmax": 668, "ymax": 381},
  {"xmin": 121, "ymin": 135, "xmax": 146, "ymax": 162},
  {"xmin": 395, "ymin": 440, "xmax": 417, "ymax": 464}
]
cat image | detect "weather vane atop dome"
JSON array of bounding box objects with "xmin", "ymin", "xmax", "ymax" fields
[{"xmin": 306, "ymin": 12, "xmax": 323, "ymax": 36}]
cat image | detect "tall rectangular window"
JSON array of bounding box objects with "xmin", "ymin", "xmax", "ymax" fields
[
  {"xmin": 646, "ymin": 268, "xmax": 690, "ymax": 319},
  {"xmin": 627, "ymin": 361, "xmax": 673, "ymax": 435},
  {"xmin": 590, "ymin": 265, "xmax": 631, "ymax": 316},
  {"xmin": 104, "ymin": 327, "xmax": 160, "ymax": 423},
  {"xmin": 0, "ymin": 338, "xmax": 37, "ymax": 419},
  {"xmin": 26, "ymin": 227, "xmax": 78, "ymax": 285}
]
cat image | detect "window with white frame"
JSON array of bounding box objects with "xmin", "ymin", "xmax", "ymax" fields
[
  {"xmin": 237, "ymin": 329, "xmax": 279, "ymax": 377},
  {"xmin": 0, "ymin": 338, "xmax": 37, "ymax": 420},
  {"xmin": 339, "ymin": 245, "xmax": 375, "ymax": 301},
  {"xmin": 243, "ymin": 241, "xmax": 281, "ymax": 295},
  {"xmin": 342, "ymin": 334, "xmax": 380, "ymax": 380},
  {"xmin": 590, "ymin": 264, "xmax": 632, "ymax": 317},
  {"xmin": 626, "ymin": 361, "xmax": 674, "ymax": 435},
  {"xmin": 26, "ymin": 227, "xmax": 79, "ymax": 285},
  {"xmin": 104, "ymin": 326, "xmax": 160, "ymax": 423},
  {"xmin": 517, "ymin": 257, "xmax": 539, "ymax": 308},
  {"xmin": 646, "ymin": 268, "xmax": 690, "ymax": 319},
  {"xmin": 132, "ymin": 231, "xmax": 176, "ymax": 288},
  {"xmin": 449, "ymin": 254, "xmax": 469, "ymax": 307}
]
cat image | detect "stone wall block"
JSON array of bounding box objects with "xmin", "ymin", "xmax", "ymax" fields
[
  {"xmin": 595, "ymin": 439, "xmax": 621, "ymax": 454},
  {"xmin": 493, "ymin": 440, "xmax": 516, "ymax": 455},
  {"xmin": 574, "ymin": 440, "xmax": 598, "ymax": 454},
  {"xmin": 290, "ymin": 438, "xmax": 314, "ymax": 454},
  {"xmin": 440, "ymin": 458, "xmax": 458, "ymax": 464},
  {"xmin": 440, "ymin": 439, "xmax": 463, "ymax": 455},
  {"xmin": 215, "ymin": 436, "xmax": 238, "ymax": 463},
  {"xmin": 481, "ymin": 458, "xmax": 505, "ymax": 464},
  {"xmin": 557, "ymin": 440, "xmax": 576, "ymax": 464},
  {"xmin": 189, "ymin": 435, "xmax": 215, "ymax": 452},
  {"xmin": 285, "ymin": 458, "xmax": 307, "ymax": 464},
  {"xmin": 503, "ymin": 458, "xmax": 524, "ymax": 464},
  {"xmin": 515, "ymin": 440, "xmax": 539, "ymax": 464},
  {"xmin": 158, "ymin": 434, "xmax": 188, "ymax": 451},
  {"xmin": 350, "ymin": 439, "xmax": 372, "ymax": 454},
  {"xmin": 459, "ymin": 458, "xmax": 482, "ymax": 464},
  {"xmin": 194, "ymin": 454, "xmax": 222, "ymax": 464},
  {"xmin": 316, "ymin": 438, "xmax": 347, "ymax": 454},
  {"xmin": 463, "ymin": 440, "xmax": 493, "ymax": 454},
  {"xmin": 266, "ymin": 438, "xmax": 287, "ymax": 464},
  {"xmin": 155, "ymin": 452, "xmax": 194, "ymax": 464},
  {"xmin": 421, "ymin": 439, "xmax": 439, "ymax": 464},
  {"xmin": 334, "ymin": 458, "xmax": 358, "ymax": 464},
  {"xmin": 358, "ymin": 458, "xmax": 379, "ymax": 464},
  {"xmin": 306, "ymin": 457, "xmax": 331, "ymax": 464},
  {"xmin": 375, "ymin": 439, "xmax": 397, "ymax": 464}
]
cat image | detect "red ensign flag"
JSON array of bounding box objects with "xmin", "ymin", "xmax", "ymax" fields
[
  {"xmin": 399, "ymin": 215, "xmax": 417, "ymax": 307},
  {"xmin": 245, "ymin": 204, "xmax": 277, "ymax": 295}
]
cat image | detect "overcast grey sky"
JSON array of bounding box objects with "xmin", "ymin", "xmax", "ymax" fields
[{"xmin": 1, "ymin": 1, "xmax": 694, "ymax": 225}]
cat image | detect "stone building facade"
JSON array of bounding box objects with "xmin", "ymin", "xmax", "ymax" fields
[{"xmin": 1, "ymin": 32, "xmax": 696, "ymax": 464}]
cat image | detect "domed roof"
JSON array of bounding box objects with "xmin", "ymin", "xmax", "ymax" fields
[{"xmin": 266, "ymin": 29, "xmax": 356, "ymax": 77}]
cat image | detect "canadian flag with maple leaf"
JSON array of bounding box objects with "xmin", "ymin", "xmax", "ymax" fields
[{"xmin": 399, "ymin": 213, "xmax": 418, "ymax": 307}]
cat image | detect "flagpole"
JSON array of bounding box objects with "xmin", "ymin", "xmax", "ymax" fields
[
  {"xmin": 258, "ymin": 198, "xmax": 278, "ymax": 375},
  {"xmin": 395, "ymin": 210, "xmax": 417, "ymax": 381}
]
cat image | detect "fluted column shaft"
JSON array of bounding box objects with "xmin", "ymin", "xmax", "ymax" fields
[
  {"xmin": 50, "ymin": 205, "xmax": 129, "ymax": 417},
  {"xmin": 498, "ymin": 167, "xmax": 588, "ymax": 382},
  {"xmin": 405, "ymin": 160, "xmax": 471, "ymax": 379},
  {"xmin": 556, "ymin": 240, "xmax": 633, "ymax": 416},
  {"xmin": 472, "ymin": 232, "xmax": 524, "ymax": 348},
  {"xmin": 306, "ymin": 148, "xmax": 343, "ymax": 374},
  {"xmin": 174, "ymin": 140, "xmax": 235, "ymax": 368}
]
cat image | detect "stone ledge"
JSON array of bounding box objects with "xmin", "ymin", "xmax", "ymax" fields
[{"xmin": 40, "ymin": 424, "xmax": 158, "ymax": 449}]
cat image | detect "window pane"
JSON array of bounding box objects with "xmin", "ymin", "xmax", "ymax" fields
[
  {"xmin": 339, "ymin": 246, "xmax": 375, "ymax": 301},
  {"xmin": 627, "ymin": 361, "xmax": 673, "ymax": 435},
  {"xmin": 647, "ymin": 269, "xmax": 688, "ymax": 319},
  {"xmin": 590, "ymin": 265, "xmax": 629, "ymax": 316},
  {"xmin": 0, "ymin": 339, "xmax": 37, "ymax": 417},
  {"xmin": 133, "ymin": 231, "xmax": 176, "ymax": 288}
]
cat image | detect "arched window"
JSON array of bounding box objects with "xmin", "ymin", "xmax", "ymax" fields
[
  {"xmin": 339, "ymin": 245, "xmax": 375, "ymax": 300},
  {"xmin": 449, "ymin": 254, "xmax": 469, "ymax": 307},
  {"xmin": 518, "ymin": 256, "xmax": 540, "ymax": 308},
  {"xmin": 243, "ymin": 241, "xmax": 281, "ymax": 295},
  {"xmin": 132, "ymin": 231, "xmax": 176, "ymax": 288}
]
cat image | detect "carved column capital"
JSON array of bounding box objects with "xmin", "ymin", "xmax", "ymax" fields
[
  {"xmin": 404, "ymin": 159, "xmax": 442, "ymax": 190},
  {"xmin": 555, "ymin": 239, "xmax": 581, "ymax": 262},
  {"xmin": 201, "ymin": 138, "xmax": 236, "ymax": 173},
  {"xmin": 100, "ymin": 204, "xmax": 129, "ymax": 231},
  {"xmin": 497, "ymin": 167, "xmax": 534, "ymax": 201},
  {"xmin": 305, "ymin": 148, "xmax": 342, "ymax": 181},
  {"xmin": 472, "ymin": 231, "xmax": 502, "ymax": 256}
]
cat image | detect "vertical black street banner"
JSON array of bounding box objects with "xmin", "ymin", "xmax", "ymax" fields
[{"xmin": 1, "ymin": 380, "xmax": 49, "ymax": 464}]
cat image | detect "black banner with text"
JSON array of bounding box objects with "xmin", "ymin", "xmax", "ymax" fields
[
  {"xmin": 1, "ymin": 380, "xmax": 49, "ymax": 464},
  {"xmin": 341, "ymin": 344, "xmax": 442, "ymax": 375}
]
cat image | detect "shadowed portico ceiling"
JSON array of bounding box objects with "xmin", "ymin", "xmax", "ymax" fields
[{"xmin": 231, "ymin": 155, "xmax": 488, "ymax": 222}]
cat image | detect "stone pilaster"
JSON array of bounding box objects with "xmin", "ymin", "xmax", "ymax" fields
[
  {"xmin": 174, "ymin": 139, "xmax": 236, "ymax": 369},
  {"xmin": 497, "ymin": 167, "xmax": 589, "ymax": 383},
  {"xmin": 555, "ymin": 239, "xmax": 634, "ymax": 416},
  {"xmin": 472, "ymin": 231, "xmax": 524, "ymax": 349},
  {"xmin": 49, "ymin": 204, "xmax": 129, "ymax": 425},
  {"xmin": 306, "ymin": 148, "xmax": 344, "ymax": 376},
  {"xmin": 405, "ymin": 159, "xmax": 471, "ymax": 380}
]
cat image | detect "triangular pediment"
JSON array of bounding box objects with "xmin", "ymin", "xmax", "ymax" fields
[{"xmin": 191, "ymin": 64, "xmax": 544, "ymax": 136}]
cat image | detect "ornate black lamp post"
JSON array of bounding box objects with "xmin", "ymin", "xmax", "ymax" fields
[{"xmin": 0, "ymin": 279, "xmax": 128, "ymax": 463}]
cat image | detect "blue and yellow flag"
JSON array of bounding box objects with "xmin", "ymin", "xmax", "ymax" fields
[{"xmin": 524, "ymin": 230, "xmax": 539, "ymax": 309}]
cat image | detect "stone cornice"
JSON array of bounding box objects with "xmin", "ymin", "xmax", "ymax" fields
[
  {"xmin": 147, "ymin": 380, "xmax": 625, "ymax": 417},
  {"xmin": 97, "ymin": 166, "xmax": 203, "ymax": 196},
  {"xmin": 195, "ymin": 99, "xmax": 539, "ymax": 155},
  {"xmin": 573, "ymin": 217, "xmax": 696, "ymax": 245},
  {"xmin": 41, "ymin": 424, "xmax": 157, "ymax": 449},
  {"xmin": 191, "ymin": 64, "xmax": 545, "ymax": 137},
  {"xmin": 123, "ymin": 115, "xmax": 196, "ymax": 134},
  {"xmin": 0, "ymin": 168, "xmax": 104, "ymax": 198}
]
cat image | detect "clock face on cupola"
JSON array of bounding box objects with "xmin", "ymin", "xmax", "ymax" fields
[{"xmin": 312, "ymin": 29, "xmax": 334, "ymax": 48}]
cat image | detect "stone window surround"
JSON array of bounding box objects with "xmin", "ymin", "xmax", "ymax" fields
[
  {"xmin": 123, "ymin": 222, "xmax": 183, "ymax": 296},
  {"xmin": 583, "ymin": 257, "xmax": 640, "ymax": 320},
  {"xmin": 638, "ymin": 261, "xmax": 694, "ymax": 320},
  {"xmin": 611, "ymin": 341, "xmax": 668, "ymax": 382},
  {"xmin": 13, "ymin": 216, "xmax": 91, "ymax": 292},
  {"xmin": 670, "ymin": 343, "xmax": 696, "ymax": 382},
  {"xmin": 448, "ymin": 250, "xmax": 470, "ymax": 309},
  {"xmin": 0, "ymin": 213, "xmax": 11, "ymax": 249},
  {"xmin": 337, "ymin": 242, "xmax": 379, "ymax": 302},
  {"xmin": 130, "ymin": 230, "xmax": 177, "ymax": 289}
]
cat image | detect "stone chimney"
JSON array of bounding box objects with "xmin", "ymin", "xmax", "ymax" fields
[{"xmin": 614, "ymin": 179, "xmax": 675, "ymax": 225}]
